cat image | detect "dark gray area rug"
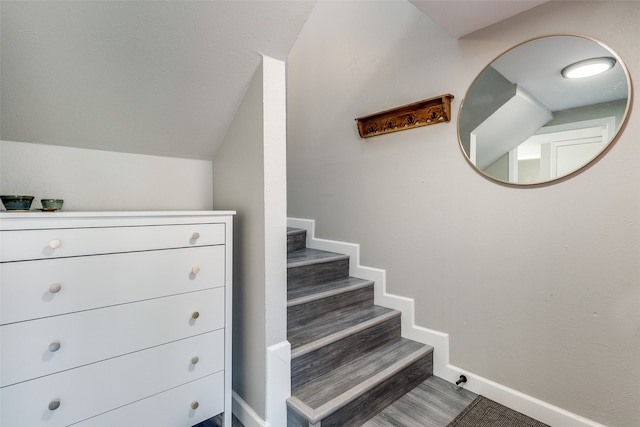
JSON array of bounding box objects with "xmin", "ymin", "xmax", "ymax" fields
[{"xmin": 447, "ymin": 396, "xmax": 550, "ymax": 427}]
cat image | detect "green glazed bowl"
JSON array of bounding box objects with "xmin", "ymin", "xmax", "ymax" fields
[
  {"xmin": 41, "ymin": 199, "xmax": 64, "ymax": 211},
  {"xmin": 1, "ymin": 195, "xmax": 34, "ymax": 211}
]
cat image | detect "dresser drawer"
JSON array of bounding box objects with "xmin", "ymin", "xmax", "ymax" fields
[
  {"xmin": 1, "ymin": 288, "xmax": 224, "ymax": 387},
  {"xmin": 0, "ymin": 223, "xmax": 225, "ymax": 262},
  {"xmin": 1, "ymin": 245, "xmax": 225, "ymax": 324},
  {"xmin": 0, "ymin": 330, "xmax": 224, "ymax": 427},
  {"xmin": 72, "ymin": 372, "xmax": 224, "ymax": 427}
]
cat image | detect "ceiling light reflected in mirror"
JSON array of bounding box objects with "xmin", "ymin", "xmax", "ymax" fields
[{"xmin": 561, "ymin": 57, "xmax": 616, "ymax": 79}]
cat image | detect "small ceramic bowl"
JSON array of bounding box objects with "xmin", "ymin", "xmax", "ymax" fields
[
  {"xmin": 1, "ymin": 195, "xmax": 34, "ymax": 211},
  {"xmin": 41, "ymin": 199, "xmax": 64, "ymax": 211}
]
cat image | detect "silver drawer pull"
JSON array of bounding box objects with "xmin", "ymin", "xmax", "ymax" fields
[
  {"xmin": 48, "ymin": 341, "xmax": 61, "ymax": 353},
  {"xmin": 49, "ymin": 283, "xmax": 62, "ymax": 294},
  {"xmin": 191, "ymin": 356, "xmax": 200, "ymax": 365},
  {"xmin": 191, "ymin": 232, "xmax": 200, "ymax": 240},
  {"xmin": 49, "ymin": 239, "xmax": 62, "ymax": 249},
  {"xmin": 191, "ymin": 401, "xmax": 199, "ymax": 410},
  {"xmin": 191, "ymin": 266, "xmax": 200, "ymax": 274},
  {"xmin": 48, "ymin": 399, "xmax": 61, "ymax": 411},
  {"xmin": 191, "ymin": 311, "xmax": 200, "ymax": 320}
]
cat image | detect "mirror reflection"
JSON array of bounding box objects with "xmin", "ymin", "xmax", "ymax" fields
[{"xmin": 458, "ymin": 35, "xmax": 630, "ymax": 185}]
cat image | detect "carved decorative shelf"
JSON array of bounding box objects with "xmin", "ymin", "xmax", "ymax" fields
[{"xmin": 355, "ymin": 94, "xmax": 454, "ymax": 139}]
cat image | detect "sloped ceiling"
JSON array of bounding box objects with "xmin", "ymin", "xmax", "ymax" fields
[
  {"xmin": 0, "ymin": 1, "xmax": 316, "ymax": 160},
  {"xmin": 1, "ymin": 0, "xmax": 547, "ymax": 161},
  {"xmin": 409, "ymin": 0, "xmax": 549, "ymax": 39}
]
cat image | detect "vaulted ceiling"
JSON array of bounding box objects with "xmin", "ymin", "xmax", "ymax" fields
[
  {"xmin": 0, "ymin": 0, "xmax": 547, "ymax": 160},
  {"xmin": 0, "ymin": 1, "xmax": 316, "ymax": 160}
]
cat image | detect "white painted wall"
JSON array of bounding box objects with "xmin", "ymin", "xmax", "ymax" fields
[
  {"xmin": 0, "ymin": 140, "xmax": 212, "ymax": 211},
  {"xmin": 287, "ymin": 2, "xmax": 640, "ymax": 427},
  {"xmin": 212, "ymin": 56, "xmax": 288, "ymax": 427},
  {"xmin": 213, "ymin": 59, "xmax": 267, "ymax": 423}
]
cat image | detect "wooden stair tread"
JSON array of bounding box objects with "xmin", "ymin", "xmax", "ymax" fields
[
  {"xmin": 288, "ymin": 276, "xmax": 373, "ymax": 304},
  {"xmin": 287, "ymin": 247, "xmax": 349, "ymax": 268},
  {"xmin": 288, "ymin": 338, "xmax": 433, "ymax": 423},
  {"xmin": 288, "ymin": 305, "xmax": 399, "ymax": 353}
]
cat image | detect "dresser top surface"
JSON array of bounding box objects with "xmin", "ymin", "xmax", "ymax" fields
[
  {"xmin": 0, "ymin": 210, "xmax": 236, "ymax": 230},
  {"xmin": 0, "ymin": 210, "xmax": 236, "ymax": 218}
]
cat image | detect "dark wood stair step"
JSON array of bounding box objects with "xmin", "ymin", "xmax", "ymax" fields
[
  {"xmin": 288, "ymin": 305, "xmax": 398, "ymax": 353},
  {"xmin": 288, "ymin": 276, "xmax": 373, "ymax": 303},
  {"xmin": 289, "ymin": 305, "xmax": 402, "ymax": 389},
  {"xmin": 287, "ymin": 248, "xmax": 350, "ymax": 290},
  {"xmin": 288, "ymin": 277, "xmax": 374, "ymax": 329},
  {"xmin": 287, "ymin": 227, "xmax": 307, "ymax": 253},
  {"xmin": 287, "ymin": 247, "xmax": 348, "ymax": 268},
  {"xmin": 287, "ymin": 338, "xmax": 434, "ymax": 426}
]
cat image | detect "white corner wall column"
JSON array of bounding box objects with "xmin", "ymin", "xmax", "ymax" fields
[{"xmin": 262, "ymin": 55, "xmax": 290, "ymax": 427}]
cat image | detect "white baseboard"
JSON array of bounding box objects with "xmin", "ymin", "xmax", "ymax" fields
[
  {"xmin": 232, "ymin": 391, "xmax": 266, "ymax": 427},
  {"xmin": 287, "ymin": 217, "xmax": 606, "ymax": 427},
  {"xmin": 232, "ymin": 343, "xmax": 291, "ymax": 427}
]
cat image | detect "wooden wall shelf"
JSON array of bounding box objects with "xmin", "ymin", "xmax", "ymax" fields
[{"xmin": 355, "ymin": 94, "xmax": 454, "ymax": 139}]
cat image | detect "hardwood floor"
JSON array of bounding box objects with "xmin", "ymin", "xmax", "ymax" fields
[
  {"xmin": 214, "ymin": 375, "xmax": 476, "ymax": 427},
  {"xmin": 364, "ymin": 376, "xmax": 477, "ymax": 426}
]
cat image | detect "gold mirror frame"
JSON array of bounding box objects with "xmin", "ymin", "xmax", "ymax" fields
[{"xmin": 457, "ymin": 34, "xmax": 632, "ymax": 186}]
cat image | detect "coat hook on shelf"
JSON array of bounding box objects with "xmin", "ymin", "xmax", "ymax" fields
[{"xmin": 354, "ymin": 94, "xmax": 454, "ymax": 139}]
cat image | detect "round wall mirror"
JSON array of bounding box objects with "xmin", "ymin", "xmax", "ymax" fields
[{"xmin": 458, "ymin": 35, "xmax": 631, "ymax": 185}]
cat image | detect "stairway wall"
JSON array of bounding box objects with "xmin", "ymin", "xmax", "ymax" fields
[
  {"xmin": 286, "ymin": 2, "xmax": 640, "ymax": 427},
  {"xmin": 213, "ymin": 56, "xmax": 288, "ymax": 427}
]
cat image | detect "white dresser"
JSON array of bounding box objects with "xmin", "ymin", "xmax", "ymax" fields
[{"xmin": 0, "ymin": 211, "xmax": 234, "ymax": 427}]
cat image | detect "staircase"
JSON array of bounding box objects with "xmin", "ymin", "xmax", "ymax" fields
[{"xmin": 286, "ymin": 227, "xmax": 434, "ymax": 426}]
